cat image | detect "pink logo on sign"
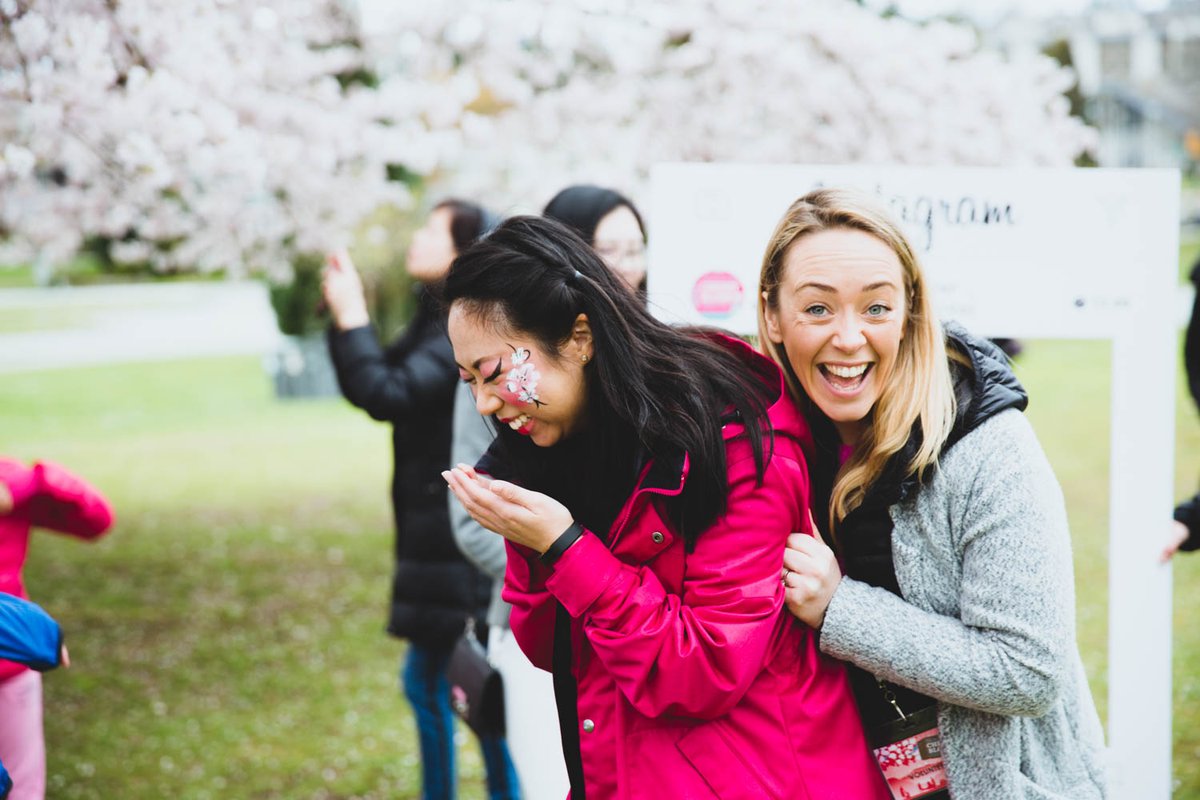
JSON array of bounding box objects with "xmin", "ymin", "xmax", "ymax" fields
[{"xmin": 692, "ymin": 272, "xmax": 744, "ymax": 319}]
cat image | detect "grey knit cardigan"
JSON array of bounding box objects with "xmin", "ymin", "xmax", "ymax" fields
[{"xmin": 820, "ymin": 408, "xmax": 1108, "ymax": 799}]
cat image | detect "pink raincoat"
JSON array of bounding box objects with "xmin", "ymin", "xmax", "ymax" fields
[
  {"xmin": 0, "ymin": 459, "xmax": 114, "ymax": 681},
  {"xmin": 503, "ymin": 338, "xmax": 888, "ymax": 799}
]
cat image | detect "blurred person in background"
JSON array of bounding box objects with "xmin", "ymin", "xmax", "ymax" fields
[
  {"xmin": 543, "ymin": 185, "xmax": 647, "ymax": 295},
  {"xmin": 0, "ymin": 593, "xmax": 70, "ymax": 800},
  {"xmin": 1165, "ymin": 254, "xmax": 1200, "ymax": 561},
  {"xmin": 760, "ymin": 189, "xmax": 1106, "ymax": 799},
  {"xmin": 0, "ymin": 458, "xmax": 113, "ymax": 800},
  {"xmin": 321, "ymin": 200, "xmax": 519, "ymax": 800}
]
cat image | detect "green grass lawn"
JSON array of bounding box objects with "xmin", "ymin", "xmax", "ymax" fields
[
  {"xmin": 3, "ymin": 358, "xmax": 489, "ymax": 799},
  {"xmin": 3, "ymin": 337, "xmax": 1200, "ymax": 797}
]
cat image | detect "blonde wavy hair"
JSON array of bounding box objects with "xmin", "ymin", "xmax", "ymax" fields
[{"xmin": 757, "ymin": 188, "xmax": 959, "ymax": 533}]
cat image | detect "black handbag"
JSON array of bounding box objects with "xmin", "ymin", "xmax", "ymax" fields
[{"xmin": 445, "ymin": 618, "xmax": 506, "ymax": 737}]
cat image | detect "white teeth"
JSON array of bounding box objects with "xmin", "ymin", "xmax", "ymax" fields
[
  {"xmin": 508, "ymin": 414, "xmax": 530, "ymax": 430},
  {"xmin": 826, "ymin": 364, "xmax": 868, "ymax": 378}
]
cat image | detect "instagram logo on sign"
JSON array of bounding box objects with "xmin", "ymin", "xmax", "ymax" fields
[{"xmin": 692, "ymin": 272, "xmax": 744, "ymax": 320}]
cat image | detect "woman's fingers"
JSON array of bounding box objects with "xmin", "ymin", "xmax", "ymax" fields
[
  {"xmin": 444, "ymin": 467, "xmax": 525, "ymax": 532},
  {"xmin": 489, "ymin": 479, "xmax": 539, "ymax": 510},
  {"xmin": 443, "ymin": 469, "xmax": 495, "ymax": 523},
  {"xmin": 786, "ymin": 531, "xmax": 829, "ymax": 554},
  {"xmin": 1161, "ymin": 520, "xmax": 1190, "ymax": 563}
]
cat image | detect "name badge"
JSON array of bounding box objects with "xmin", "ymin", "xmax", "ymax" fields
[{"xmin": 871, "ymin": 704, "xmax": 948, "ymax": 799}]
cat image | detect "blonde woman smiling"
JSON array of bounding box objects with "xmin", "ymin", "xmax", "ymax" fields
[{"xmin": 758, "ymin": 189, "xmax": 1107, "ymax": 800}]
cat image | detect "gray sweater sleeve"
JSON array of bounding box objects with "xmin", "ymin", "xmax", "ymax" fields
[
  {"xmin": 819, "ymin": 410, "xmax": 1073, "ymax": 717},
  {"xmin": 448, "ymin": 382, "xmax": 507, "ymax": 581}
]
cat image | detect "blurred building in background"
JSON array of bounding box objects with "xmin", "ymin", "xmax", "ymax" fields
[{"xmin": 991, "ymin": 0, "xmax": 1200, "ymax": 173}]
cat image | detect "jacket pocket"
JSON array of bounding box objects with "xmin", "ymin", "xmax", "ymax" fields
[{"xmin": 676, "ymin": 720, "xmax": 806, "ymax": 800}]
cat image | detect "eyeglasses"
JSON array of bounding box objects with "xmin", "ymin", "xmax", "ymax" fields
[{"xmin": 594, "ymin": 241, "xmax": 646, "ymax": 265}]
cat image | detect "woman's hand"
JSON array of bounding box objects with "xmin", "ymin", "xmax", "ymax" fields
[
  {"xmin": 321, "ymin": 250, "xmax": 370, "ymax": 331},
  {"xmin": 1161, "ymin": 520, "xmax": 1192, "ymax": 563},
  {"xmin": 443, "ymin": 464, "xmax": 574, "ymax": 554},
  {"xmin": 781, "ymin": 533, "xmax": 842, "ymax": 629}
]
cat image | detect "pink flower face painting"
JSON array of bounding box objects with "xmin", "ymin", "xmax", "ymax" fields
[{"xmin": 503, "ymin": 347, "xmax": 543, "ymax": 407}]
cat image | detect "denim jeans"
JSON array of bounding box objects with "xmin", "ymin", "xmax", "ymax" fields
[{"xmin": 402, "ymin": 641, "xmax": 520, "ymax": 800}]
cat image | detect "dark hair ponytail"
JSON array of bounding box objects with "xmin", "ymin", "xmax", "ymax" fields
[{"xmin": 443, "ymin": 216, "xmax": 773, "ymax": 548}]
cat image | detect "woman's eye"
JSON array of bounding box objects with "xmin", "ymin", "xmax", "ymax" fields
[
  {"xmin": 483, "ymin": 362, "xmax": 503, "ymax": 383},
  {"xmin": 866, "ymin": 304, "xmax": 890, "ymax": 317},
  {"xmin": 804, "ymin": 305, "xmax": 829, "ymax": 317}
]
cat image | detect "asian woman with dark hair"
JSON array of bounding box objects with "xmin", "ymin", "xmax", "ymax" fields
[{"xmin": 442, "ymin": 216, "xmax": 888, "ymax": 799}]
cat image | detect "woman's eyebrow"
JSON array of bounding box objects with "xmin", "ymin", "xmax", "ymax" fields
[{"xmin": 795, "ymin": 281, "xmax": 836, "ymax": 293}]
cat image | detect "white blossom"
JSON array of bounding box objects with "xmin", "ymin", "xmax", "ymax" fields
[
  {"xmin": 365, "ymin": 0, "xmax": 1094, "ymax": 206},
  {"xmin": 0, "ymin": 0, "xmax": 414, "ymax": 279},
  {"xmin": 0, "ymin": 0, "xmax": 1094, "ymax": 278}
]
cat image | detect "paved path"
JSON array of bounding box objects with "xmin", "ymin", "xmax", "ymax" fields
[{"xmin": 0, "ymin": 282, "xmax": 281, "ymax": 374}]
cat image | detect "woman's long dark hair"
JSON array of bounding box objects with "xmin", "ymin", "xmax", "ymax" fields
[{"xmin": 443, "ymin": 216, "xmax": 773, "ymax": 548}]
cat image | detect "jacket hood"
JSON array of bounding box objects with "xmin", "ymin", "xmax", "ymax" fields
[{"xmin": 944, "ymin": 321, "xmax": 1027, "ymax": 448}]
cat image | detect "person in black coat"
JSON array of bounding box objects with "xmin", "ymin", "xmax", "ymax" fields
[
  {"xmin": 322, "ymin": 200, "xmax": 519, "ymax": 800},
  {"xmin": 1165, "ymin": 255, "xmax": 1200, "ymax": 561}
]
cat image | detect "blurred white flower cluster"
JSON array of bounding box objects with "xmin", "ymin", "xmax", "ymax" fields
[
  {"xmin": 0, "ymin": 0, "xmax": 411, "ymax": 279},
  {"xmin": 0, "ymin": 0, "xmax": 1094, "ymax": 279},
  {"xmin": 370, "ymin": 0, "xmax": 1095, "ymax": 205}
]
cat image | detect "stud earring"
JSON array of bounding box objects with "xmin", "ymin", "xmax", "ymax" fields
[{"xmin": 581, "ymin": 354, "xmax": 589, "ymax": 363}]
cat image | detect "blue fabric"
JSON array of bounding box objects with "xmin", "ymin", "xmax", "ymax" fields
[
  {"xmin": 0, "ymin": 593, "xmax": 61, "ymax": 670},
  {"xmin": 401, "ymin": 643, "xmax": 520, "ymax": 800},
  {"xmin": 0, "ymin": 758, "xmax": 10, "ymax": 800}
]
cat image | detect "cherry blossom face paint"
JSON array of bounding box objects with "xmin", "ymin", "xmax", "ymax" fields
[{"xmin": 503, "ymin": 346, "xmax": 544, "ymax": 407}]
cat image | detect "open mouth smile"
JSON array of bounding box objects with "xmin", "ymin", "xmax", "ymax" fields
[
  {"xmin": 819, "ymin": 363, "xmax": 873, "ymax": 394},
  {"xmin": 499, "ymin": 413, "xmax": 533, "ymax": 434}
]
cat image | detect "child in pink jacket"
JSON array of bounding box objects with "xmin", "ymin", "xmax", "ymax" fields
[{"xmin": 0, "ymin": 459, "xmax": 113, "ymax": 800}]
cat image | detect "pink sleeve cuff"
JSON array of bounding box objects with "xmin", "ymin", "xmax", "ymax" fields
[{"xmin": 544, "ymin": 531, "xmax": 624, "ymax": 618}]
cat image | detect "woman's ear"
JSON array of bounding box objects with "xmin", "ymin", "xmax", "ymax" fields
[
  {"xmin": 568, "ymin": 313, "xmax": 594, "ymax": 362},
  {"xmin": 762, "ymin": 293, "xmax": 783, "ymax": 344}
]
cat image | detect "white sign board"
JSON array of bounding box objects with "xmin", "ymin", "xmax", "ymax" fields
[{"xmin": 649, "ymin": 163, "xmax": 1179, "ymax": 799}]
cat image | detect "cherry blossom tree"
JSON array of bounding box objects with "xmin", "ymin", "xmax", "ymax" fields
[
  {"xmin": 0, "ymin": 0, "xmax": 412, "ymax": 280},
  {"xmin": 362, "ymin": 0, "xmax": 1095, "ymax": 206},
  {"xmin": 0, "ymin": 0, "xmax": 1094, "ymax": 280}
]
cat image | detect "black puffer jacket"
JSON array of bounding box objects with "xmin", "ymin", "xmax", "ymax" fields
[
  {"xmin": 328, "ymin": 288, "xmax": 491, "ymax": 646},
  {"xmin": 1174, "ymin": 259, "xmax": 1200, "ymax": 551}
]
